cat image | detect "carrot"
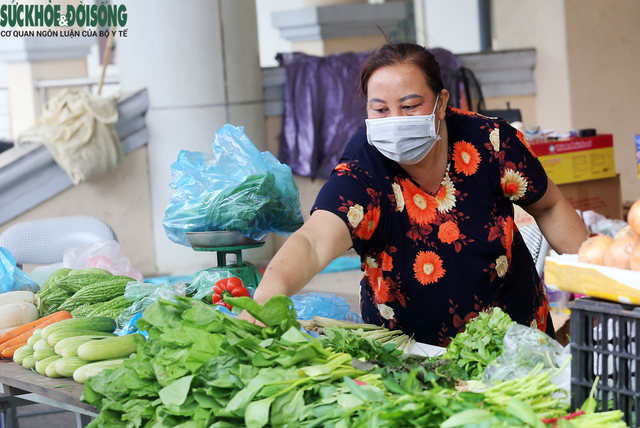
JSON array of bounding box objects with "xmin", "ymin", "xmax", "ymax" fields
[
  {"xmin": 1, "ymin": 343, "xmax": 25, "ymax": 359},
  {"xmin": 0, "ymin": 311, "xmax": 72, "ymax": 354},
  {"xmin": 0, "ymin": 310, "xmax": 72, "ymax": 345}
]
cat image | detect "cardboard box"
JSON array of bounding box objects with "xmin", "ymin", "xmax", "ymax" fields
[
  {"xmin": 557, "ymin": 175, "xmax": 623, "ymax": 220},
  {"xmin": 545, "ymin": 253, "xmax": 640, "ymax": 305},
  {"xmin": 531, "ymin": 134, "xmax": 615, "ymax": 185}
]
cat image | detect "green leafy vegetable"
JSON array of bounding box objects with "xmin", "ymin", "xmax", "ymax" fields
[{"xmin": 442, "ymin": 307, "xmax": 515, "ymax": 379}]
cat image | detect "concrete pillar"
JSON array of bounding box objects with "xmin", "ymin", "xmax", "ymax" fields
[
  {"xmin": 273, "ymin": 2, "xmax": 406, "ymax": 56},
  {"xmin": 117, "ymin": 0, "xmax": 271, "ymax": 275}
]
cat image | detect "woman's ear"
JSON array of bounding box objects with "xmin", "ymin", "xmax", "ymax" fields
[{"xmin": 437, "ymin": 89, "xmax": 450, "ymax": 120}]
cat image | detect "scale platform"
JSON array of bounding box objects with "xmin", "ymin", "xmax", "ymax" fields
[
  {"xmin": 186, "ymin": 231, "xmax": 266, "ymax": 252},
  {"xmin": 185, "ymin": 231, "xmax": 265, "ymax": 292}
]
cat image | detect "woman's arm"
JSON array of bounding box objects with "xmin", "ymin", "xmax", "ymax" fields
[
  {"xmin": 239, "ymin": 209, "xmax": 353, "ymax": 323},
  {"xmin": 522, "ymin": 177, "xmax": 589, "ymax": 254}
]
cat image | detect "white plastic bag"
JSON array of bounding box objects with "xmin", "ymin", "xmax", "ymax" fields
[
  {"xmin": 63, "ymin": 240, "xmax": 143, "ymax": 282},
  {"xmin": 482, "ymin": 324, "xmax": 571, "ymax": 402}
]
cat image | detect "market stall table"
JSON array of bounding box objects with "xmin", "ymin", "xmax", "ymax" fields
[{"xmin": 0, "ymin": 359, "xmax": 97, "ymax": 428}]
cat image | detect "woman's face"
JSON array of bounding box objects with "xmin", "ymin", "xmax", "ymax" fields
[{"xmin": 366, "ymin": 63, "xmax": 441, "ymax": 120}]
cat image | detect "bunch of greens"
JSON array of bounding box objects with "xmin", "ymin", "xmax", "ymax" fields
[
  {"xmin": 442, "ymin": 307, "xmax": 516, "ymax": 380},
  {"xmin": 319, "ymin": 326, "xmax": 404, "ymax": 367},
  {"xmin": 207, "ymin": 171, "xmax": 303, "ymax": 238},
  {"xmin": 298, "ymin": 362, "xmax": 619, "ymax": 428},
  {"xmin": 82, "ymin": 295, "xmax": 383, "ymax": 428}
]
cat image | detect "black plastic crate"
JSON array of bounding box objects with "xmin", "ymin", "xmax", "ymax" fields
[{"xmin": 570, "ymin": 297, "xmax": 640, "ymax": 427}]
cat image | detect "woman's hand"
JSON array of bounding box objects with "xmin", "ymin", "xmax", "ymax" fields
[
  {"xmin": 238, "ymin": 309, "xmax": 265, "ymax": 327},
  {"xmin": 236, "ymin": 210, "xmax": 352, "ymax": 324}
]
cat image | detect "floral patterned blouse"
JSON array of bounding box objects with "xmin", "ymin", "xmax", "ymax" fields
[{"xmin": 312, "ymin": 107, "xmax": 551, "ymax": 346}]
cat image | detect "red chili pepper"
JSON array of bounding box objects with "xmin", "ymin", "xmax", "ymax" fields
[
  {"xmin": 211, "ymin": 277, "xmax": 251, "ymax": 309},
  {"xmin": 541, "ymin": 410, "xmax": 585, "ymax": 426}
]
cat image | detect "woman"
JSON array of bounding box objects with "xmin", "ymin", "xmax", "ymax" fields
[{"xmin": 241, "ymin": 43, "xmax": 588, "ymax": 346}]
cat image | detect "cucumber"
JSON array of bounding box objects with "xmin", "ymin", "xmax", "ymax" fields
[
  {"xmin": 55, "ymin": 335, "xmax": 109, "ymax": 356},
  {"xmin": 34, "ymin": 348, "xmax": 57, "ymax": 361},
  {"xmin": 77, "ymin": 334, "xmax": 145, "ymax": 361},
  {"xmin": 13, "ymin": 345, "xmax": 34, "ymax": 365},
  {"xmin": 27, "ymin": 329, "xmax": 43, "ymax": 347},
  {"xmin": 22, "ymin": 355, "xmax": 37, "ymax": 369},
  {"xmin": 45, "ymin": 361, "xmax": 63, "ymax": 378},
  {"xmin": 73, "ymin": 359, "xmax": 126, "ymax": 383},
  {"xmin": 55, "ymin": 357, "xmax": 89, "ymax": 377},
  {"xmin": 35, "ymin": 355, "xmax": 61, "ymax": 375},
  {"xmin": 41, "ymin": 317, "xmax": 116, "ymax": 341},
  {"xmin": 32, "ymin": 339, "xmax": 53, "ymax": 352},
  {"xmin": 46, "ymin": 329, "xmax": 115, "ymax": 347}
]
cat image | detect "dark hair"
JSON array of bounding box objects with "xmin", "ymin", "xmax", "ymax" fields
[{"xmin": 359, "ymin": 43, "xmax": 445, "ymax": 98}]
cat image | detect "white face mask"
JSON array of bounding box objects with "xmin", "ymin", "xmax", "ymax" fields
[{"xmin": 365, "ymin": 95, "xmax": 441, "ymax": 165}]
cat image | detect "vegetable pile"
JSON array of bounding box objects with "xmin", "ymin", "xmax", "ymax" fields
[
  {"xmin": 36, "ymin": 268, "xmax": 135, "ymax": 318},
  {"xmin": 80, "ymin": 296, "xmax": 630, "ymax": 428},
  {"xmin": 0, "ymin": 290, "xmax": 39, "ymax": 334},
  {"xmin": 10, "ymin": 315, "xmax": 143, "ymax": 382},
  {"xmin": 441, "ymin": 307, "xmax": 515, "ymax": 380}
]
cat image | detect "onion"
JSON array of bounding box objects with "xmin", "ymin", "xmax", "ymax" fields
[
  {"xmin": 578, "ymin": 235, "xmax": 613, "ymax": 265},
  {"xmin": 614, "ymin": 225, "xmax": 638, "ymax": 240},
  {"xmin": 631, "ymin": 246, "xmax": 640, "ymax": 271},
  {"xmin": 603, "ymin": 234, "xmax": 640, "ymax": 269},
  {"xmin": 629, "ymin": 199, "xmax": 640, "ymax": 236}
]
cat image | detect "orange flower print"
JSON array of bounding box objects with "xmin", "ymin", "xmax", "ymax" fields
[
  {"xmin": 502, "ymin": 216, "xmax": 515, "ymax": 260},
  {"xmin": 335, "ymin": 162, "xmax": 351, "ymax": 172},
  {"xmin": 531, "ymin": 303, "xmax": 548, "ymax": 332},
  {"xmin": 438, "ymin": 221, "xmax": 460, "ymax": 244},
  {"xmin": 392, "ymin": 182, "xmax": 405, "ymax": 212},
  {"xmin": 489, "ymin": 128, "xmax": 500, "ymax": 151},
  {"xmin": 516, "ymin": 129, "xmax": 537, "ymax": 157},
  {"xmin": 501, "ymin": 169, "xmax": 528, "ymax": 201},
  {"xmin": 435, "ymin": 173, "xmax": 456, "ymax": 213},
  {"xmin": 368, "ymin": 267, "xmax": 390, "ymax": 303},
  {"xmin": 413, "ymin": 251, "xmax": 445, "ymax": 285},
  {"xmin": 452, "ymin": 107, "xmax": 480, "ymax": 118},
  {"xmin": 381, "ymin": 251, "xmax": 393, "ymax": 271},
  {"xmin": 453, "ymin": 141, "xmax": 481, "ymax": 176},
  {"xmin": 402, "ymin": 180, "xmax": 438, "ymax": 225},
  {"xmin": 356, "ymin": 207, "xmax": 380, "ymax": 240},
  {"xmin": 365, "ymin": 256, "xmax": 378, "ymax": 270}
]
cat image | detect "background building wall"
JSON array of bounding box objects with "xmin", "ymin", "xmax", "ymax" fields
[{"xmin": 564, "ymin": 0, "xmax": 640, "ymax": 202}]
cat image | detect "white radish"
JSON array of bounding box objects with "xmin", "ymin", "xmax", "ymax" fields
[
  {"xmin": 0, "ymin": 302, "xmax": 39, "ymax": 330},
  {"xmin": 0, "ymin": 291, "xmax": 35, "ymax": 308}
]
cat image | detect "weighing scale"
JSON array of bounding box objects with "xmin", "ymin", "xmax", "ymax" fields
[{"xmin": 186, "ymin": 231, "xmax": 264, "ymax": 291}]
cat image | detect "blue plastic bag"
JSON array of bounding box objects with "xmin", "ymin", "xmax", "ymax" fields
[
  {"xmin": 163, "ymin": 124, "xmax": 304, "ymax": 246},
  {"xmin": 0, "ymin": 247, "xmax": 39, "ymax": 294},
  {"xmin": 291, "ymin": 292, "xmax": 364, "ymax": 323}
]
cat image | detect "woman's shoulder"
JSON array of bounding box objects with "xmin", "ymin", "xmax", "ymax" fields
[
  {"xmin": 447, "ymin": 106, "xmax": 507, "ymax": 128},
  {"xmin": 446, "ymin": 107, "xmax": 516, "ymax": 151}
]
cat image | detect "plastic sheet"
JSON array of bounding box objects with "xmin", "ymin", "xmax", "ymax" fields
[
  {"xmin": 163, "ymin": 124, "xmax": 304, "ymax": 246},
  {"xmin": 63, "ymin": 240, "xmax": 143, "ymax": 282},
  {"xmin": 185, "ymin": 270, "xmax": 237, "ymax": 302},
  {"xmin": 482, "ymin": 323, "xmax": 571, "ymax": 400},
  {"xmin": 0, "ymin": 247, "xmax": 39, "ymax": 293},
  {"xmin": 291, "ymin": 292, "xmax": 364, "ymax": 323},
  {"xmin": 115, "ymin": 280, "xmax": 188, "ymax": 330}
]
